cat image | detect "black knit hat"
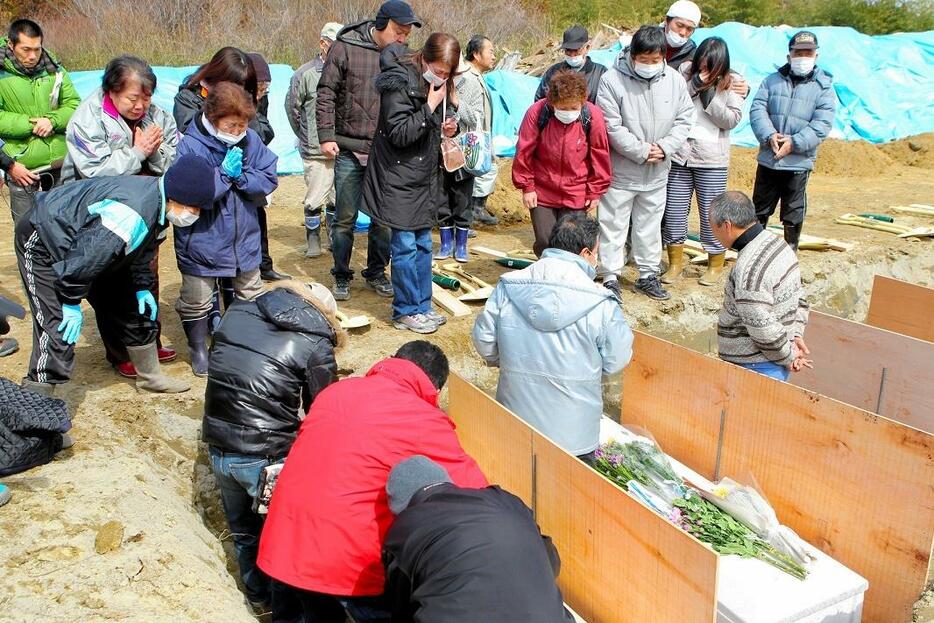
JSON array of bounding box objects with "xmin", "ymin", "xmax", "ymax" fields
[{"xmin": 164, "ymin": 154, "xmax": 216, "ymax": 210}]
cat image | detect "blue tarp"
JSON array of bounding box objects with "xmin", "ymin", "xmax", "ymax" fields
[{"xmin": 487, "ymin": 23, "xmax": 934, "ymax": 156}]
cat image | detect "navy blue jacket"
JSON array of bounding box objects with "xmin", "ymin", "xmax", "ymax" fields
[
  {"xmin": 27, "ymin": 175, "xmax": 167, "ymax": 305},
  {"xmin": 173, "ymin": 115, "xmax": 278, "ymax": 277}
]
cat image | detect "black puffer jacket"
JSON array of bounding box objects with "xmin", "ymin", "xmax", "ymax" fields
[
  {"xmin": 0, "ymin": 378, "xmax": 71, "ymax": 477},
  {"xmin": 534, "ymin": 57, "xmax": 607, "ymax": 103},
  {"xmin": 361, "ymin": 53, "xmax": 446, "ymax": 231},
  {"xmin": 202, "ymin": 288, "xmax": 341, "ymax": 457},
  {"xmin": 666, "ymin": 39, "xmax": 698, "ymax": 70}
]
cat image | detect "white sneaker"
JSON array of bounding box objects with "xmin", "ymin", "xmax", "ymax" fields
[{"xmin": 392, "ymin": 314, "xmax": 438, "ymax": 334}]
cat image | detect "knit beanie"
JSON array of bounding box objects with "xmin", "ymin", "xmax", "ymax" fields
[
  {"xmin": 387, "ymin": 456, "xmax": 452, "ymax": 515},
  {"xmin": 163, "ymin": 154, "xmax": 216, "ymax": 210}
]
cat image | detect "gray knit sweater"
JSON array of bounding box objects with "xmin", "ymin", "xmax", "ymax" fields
[{"xmin": 718, "ymin": 228, "xmax": 809, "ymax": 366}]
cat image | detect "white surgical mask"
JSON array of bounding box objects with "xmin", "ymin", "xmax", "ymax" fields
[
  {"xmin": 167, "ymin": 209, "xmax": 199, "ymax": 228},
  {"xmin": 634, "ymin": 62, "xmax": 664, "ymax": 80},
  {"xmin": 565, "ymin": 54, "xmax": 585, "ymax": 69},
  {"xmin": 554, "ymin": 109, "xmax": 581, "ymax": 125},
  {"xmin": 665, "ymin": 29, "xmax": 689, "ymax": 48},
  {"xmin": 423, "ymin": 67, "xmax": 446, "ymax": 88},
  {"xmin": 216, "ymin": 130, "xmax": 247, "ymax": 145},
  {"xmin": 789, "ymin": 57, "xmax": 816, "ymax": 76}
]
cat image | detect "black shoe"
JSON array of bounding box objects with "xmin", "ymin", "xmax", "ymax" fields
[
  {"xmin": 602, "ymin": 279, "xmax": 623, "ymax": 301},
  {"xmin": 473, "ymin": 206, "xmax": 498, "ymax": 226},
  {"xmin": 634, "ymin": 276, "xmax": 671, "ymax": 301},
  {"xmin": 261, "ymin": 269, "xmax": 292, "ymax": 281},
  {"xmin": 365, "ymin": 274, "xmax": 394, "ymax": 298},
  {"xmin": 333, "ymin": 278, "xmax": 351, "ymax": 301}
]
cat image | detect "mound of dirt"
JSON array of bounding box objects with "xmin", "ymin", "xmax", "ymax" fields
[
  {"xmin": 486, "ymin": 159, "xmax": 527, "ymax": 223},
  {"xmin": 878, "ymin": 133, "xmax": 934, "ymax": 169},
  {"xmin": 813, "ymin": 139, "xmax": 895, "ymax": 177}
]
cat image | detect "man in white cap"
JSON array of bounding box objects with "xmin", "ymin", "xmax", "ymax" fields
[
  {"xmin": 286, "ymin": 22, "xmax": 344, "ymax": 258},
  {"xmin": 664, "ymin": 1, "xmax": 749, "ymax": 96}
]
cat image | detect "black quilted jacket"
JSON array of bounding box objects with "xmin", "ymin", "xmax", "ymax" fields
[{"xmin": 0, "ymin": 378, "xmax": 71, "ymax": 476}]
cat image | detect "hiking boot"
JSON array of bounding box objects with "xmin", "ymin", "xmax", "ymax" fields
[
  {"xmin": 365, "ymin": 274, "xmax": 394, "ymax": 298},
  {"xmin": 393, "ymin": 314, "xmax": 438, "ymax": 334},
  {"xmin": 454, "ymin": 227, "xmax": 469, "ymax": 263},
  {"xmin": 435, "ymin": 227, "xmax": 454, "ymax": 260},
  {"xmin": 127, "ymin": 342, "xmax": 191, "ymax": 393},
  {"xmin": 0, "ymin": 337, "xmax": 18, "ymax": 357},
  {"xmin": 602, "ymin": 278, "xmax": 623, "ymax": 301},
  {"xmin": 473, "ymin": 205, "xmax": 498, "ymax": 226},
  {"xmin": 424, "ymin": 309, "xmax": 447, "ymax": 326},
  {"xmin": 333, "ymin": 278, "xmax": 351, "ymax": 301},
  {"xmin": 181, "ymin": 316, "xmax": 210, "ymax": 377},
  {"xmin": 635, "ymin": 276, "xmax": 671, "ymax": 300}
]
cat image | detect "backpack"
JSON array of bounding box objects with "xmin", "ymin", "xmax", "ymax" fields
[{"xmin": 537, "ymin": 103, "xmax": 593, "ymax": 138}]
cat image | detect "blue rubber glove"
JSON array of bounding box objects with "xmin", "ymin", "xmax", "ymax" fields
[
  {"xmin": 136, "ymin": 290, "xmax": 158, "ymax": 321},
  {"xmin": 221, "ymin": 146, "xmax": 243, "ymax": 179},
  {"xmin": 57, "ymin": 304, "xmax": 83, "ymax": 345}
]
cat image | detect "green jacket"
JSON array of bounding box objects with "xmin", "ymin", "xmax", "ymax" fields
[{"xmin": 0, "ymin": 40, "xmax": 80, "ymax": 170}]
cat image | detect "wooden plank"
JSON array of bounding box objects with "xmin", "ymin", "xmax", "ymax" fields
[
  {"xmin": 866, "ymin": 275, "xmax": 934, "ymax": 342},
  {"xmin": 447, "ymin": 374, "xmax": 532, "ymax": 505},
  {"xmin": 621, "ymin": 332, "xmax": 725, "ymax": 479},
  {"xmin": 431, "ymin": 282, "xmax": 472, "ymax": 318},
  {"xmin": 533, "ymin": 430, "xmax": 718, "ymax": 623},
  {"xmin": 794, "ymin": 310, "xmax": 934, "ymax": 433},
  {"xmin": 621, "ymin": 331, "xmax": 934, "ymax": 623}
]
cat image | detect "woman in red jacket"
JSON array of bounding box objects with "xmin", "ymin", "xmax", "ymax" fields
[{"xmin": 512, "ymin": 70, "xmax": 612, "ymax": 256}]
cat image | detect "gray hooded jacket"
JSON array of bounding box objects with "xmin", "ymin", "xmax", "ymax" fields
[
  {"xmin": 595, "ymin": 50, "xmax": 695, "ymax": 191},
  {"xmin": 472, "ymin": 249, "xmax": 634, "ymax": 455}
]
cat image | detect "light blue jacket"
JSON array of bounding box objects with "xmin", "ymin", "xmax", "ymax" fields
[
  {"xmin": 749, "ymin": 64, "xmax": 835, "ymax": 172},
  {"xmin": 472, "ymin": 248, "xmax": 634, "ymax": 455}
]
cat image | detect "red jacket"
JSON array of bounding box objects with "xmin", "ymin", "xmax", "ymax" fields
[
  {"xmin": 256, "ymin": 358, "xmax": 488, "ymax": 596},
  {"xmin": 512, "ymin": 98, "xmax": 612, "ymax": 210}
]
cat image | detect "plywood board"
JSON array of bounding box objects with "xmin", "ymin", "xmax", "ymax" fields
[
  {"xmin": 448, "ymin": 374, "xmax": 533, "ymax": 505},
  {"xmin": 621, "ymin": 331, "xmax": 934, "ymax": 623},
  {"xmin": 795, "ymin": 310, "xmax": 934, "ymax": 433},
  {"xmin": 866, "ymin": 275, "xmax": 934, "ymax": 342},
  {"xmin": 621, "ymin": 331, "xmax": 725, "ymax": 480},
  {"xmin": 533, "ymin": 431, "xmax": 718, "ymax": 623}
]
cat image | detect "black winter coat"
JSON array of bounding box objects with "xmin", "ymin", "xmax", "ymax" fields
[
  {"xmin": 202, "ymin": 288, "xmax": 340, "ymax": 457},
  {"xmin": 382, "ymin": 484, "xmax": 575, "ymax": 623},
  {"xmin": 666, "ymin": 39, "xmax": 698, "ymax": 70},
  {"xmin": 0, "ymin": 378, "xmax": 71, "ymax": 477},
  {"xmin": 26, "ymin": 175, "xmax": 166, "ymax": 306},
  {"xmin": 361, "ymin": 56, "xmax": 446, "ymax": 231},
  {"xmin": 535, "ymin": 57, "xmax": 607, "ymax": 104}
]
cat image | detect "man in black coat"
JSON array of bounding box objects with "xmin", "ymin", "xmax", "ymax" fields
[
  {"xmin": 534, "ymin": 25, "xmax": 606, "ymax": 104},
  {"xmin": 202, "ymin": 280, "xmax": 344, "ymax": 611},
  {"xmin": 382, "ymin": 456, "xmax": 575, "ymax": 623},
  {"xmin": 14, "ymin": 154, "xmax": 215, "ymax": 396}
]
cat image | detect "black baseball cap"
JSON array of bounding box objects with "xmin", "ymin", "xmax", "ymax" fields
[
  {"xmin": 375, "ymin": 1, "xmax": 422, "ymax": 29},
  {"xmin": 789, "ymin": 31, "xmax": 818, "ymax": 51},
  {"xmin": 560, "ymin": 25, "xmax": 589, "ymax": 50}
]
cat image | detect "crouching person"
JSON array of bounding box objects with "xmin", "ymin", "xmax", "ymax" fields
[
  {"xmin": 203, "ymin": 279, "xmax": 345, "ymax": 612},
  {"xmin": 383, "ymin": 456, "xmax": 576, "ymax": 622},
  {"xmin": 14, "ymin": 153, "xmax": 215, "ymax": 394},
  {"xmin": 472, "ymin": 213, "xmax": 633, "ymax": 463}
]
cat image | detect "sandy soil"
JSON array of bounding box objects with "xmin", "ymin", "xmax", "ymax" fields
[{"xmin": 0, "ymin": 136, "xmax": 931, "ymax": 622}]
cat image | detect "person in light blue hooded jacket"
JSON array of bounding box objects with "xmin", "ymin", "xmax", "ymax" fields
[{"xmin": 472, "ymin": 213, "xmax": 633, "ymax": 461}]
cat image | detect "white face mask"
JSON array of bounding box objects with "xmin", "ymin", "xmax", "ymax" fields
[
  {"xmin": 554, "ymin": 109, "xmax": 581, "ymax": 125},
  {"xmin": 167, "ymin": 208, "xmax": 199, "ymax": 227},
  {"xmin": 216, "ymin": 130, "xmax": 247, "ymax": 145},
  {"xmin": 634, "ymin": 62, "xmax": 664, "ymax": 80},
  {"xmin": 665, "ymin": 29, "xmax": 689, "ymax": 48},
  {"xmin": 565, "ymin": 54, "xmax": 585, "ymax": 69},
  {"xmin": 423, "ymin": 67, "xmax": 446, "ymax": 88},
  {"xmin": 789, "ymin": 56, "xmax": 816, "ymax": 76}
]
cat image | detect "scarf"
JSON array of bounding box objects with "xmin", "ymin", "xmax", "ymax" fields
[{"xmin": 1, "ymin": 44, "xmax": 59, "ymax": 78}]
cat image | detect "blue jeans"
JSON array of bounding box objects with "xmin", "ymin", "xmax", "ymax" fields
[
  {"xmin": 331, "ymin": 152, "xmax": 390, "ymax": 281},
  {"xmin": 209, "ymin": 446, "xmax": 282, "ymax": 603},
  {"xmin": 740, "ymin": 361, "xmax": 790, "ymax": 382},
  {"xmin": 390, "ymin": 228, "xmax": 433, "ymax": 319}
]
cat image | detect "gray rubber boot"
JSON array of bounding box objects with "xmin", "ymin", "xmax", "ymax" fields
[
  {"xmin": 21, "ymin": 379, "xmax": 55, "ymax": 397},
  {"xmin": 306, "ymin": 227, "xmax": 322, "ymax": 258},
  {"xmin": 126, "ymin": 343, "xmax": 191, "ymax": 394}
]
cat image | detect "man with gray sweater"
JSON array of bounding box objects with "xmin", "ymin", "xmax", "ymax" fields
[{"xmin": 710, "ymin": 191, "xmax": 811, "ymax": 381}]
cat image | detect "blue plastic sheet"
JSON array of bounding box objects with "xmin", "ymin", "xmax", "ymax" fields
[{"xmin": 487, "ymin": 23, "xmax": 934, "ymax": 155}]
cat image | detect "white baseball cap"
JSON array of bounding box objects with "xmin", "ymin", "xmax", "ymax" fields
[
  {"xmin": 321, "ymin": 22, "xmax": 343, "ymax": 41},
  {"xmin": 667, "ymin": 0, "xmax": 701, "ymax": 26}
]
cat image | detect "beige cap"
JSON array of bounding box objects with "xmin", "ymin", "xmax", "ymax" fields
[{"xmin": 321, "ymin": 22, "xmax": 343, "ymax": 41}]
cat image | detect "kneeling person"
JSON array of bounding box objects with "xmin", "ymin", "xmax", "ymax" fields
[{"xmin": 15, "ymin": 154, "xmax": 215, "ymax": 394}]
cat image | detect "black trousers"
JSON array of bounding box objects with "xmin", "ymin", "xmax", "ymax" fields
[
  {"xmin": 438, "ymin": 170, "xmax": 475, "ymax": 229},
  {"xmin": 258, "ymin": 204, "xmax": 275, "ymax": 273},
  {"xmin": 752, "ymin": 164, "xmax": 810, "ymax": 227},
  {"xmin": 15, "ymin": 220, "xmax": 156, "ymax": 384}
]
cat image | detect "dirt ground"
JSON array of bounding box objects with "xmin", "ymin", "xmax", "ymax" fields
[{"xmin": 0, "ymin": 135, "xmax": 931, "ymax": 622}]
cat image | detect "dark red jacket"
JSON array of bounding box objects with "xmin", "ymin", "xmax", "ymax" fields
[
  {"xmin": 512, "ymin": 98, "xmax": 612, "ymax": 210},
  {"xmin": 256, "ymin": 358, "xmax": 488, "ymax": 596}
]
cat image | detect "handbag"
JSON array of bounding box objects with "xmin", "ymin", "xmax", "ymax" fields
[
  {"xmin": 440, "ymin": 93, "xmax": 466, "ymax": 172},
  {"xmin": 459, "ymin": 129, "xmax": 492, "ymax": 177}
]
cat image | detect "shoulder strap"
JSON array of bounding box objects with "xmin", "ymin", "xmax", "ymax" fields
[{"xmin": 536, "ymin": 103, "xmax": 552, "ymax": 132}]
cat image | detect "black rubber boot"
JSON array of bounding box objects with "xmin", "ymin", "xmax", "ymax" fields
[
  {"xmin": 783, "ymin": 222, "xmax": 802, "ymax": 253},
  {"xmin": 181, "ymin": 316, "xmax": 210, "ymax": 377}
]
